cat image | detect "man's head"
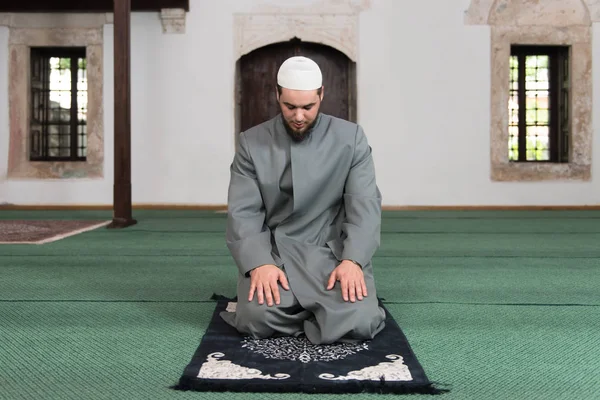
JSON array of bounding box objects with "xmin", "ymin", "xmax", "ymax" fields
[{"xmin": 276, "ymin": 56, "xmax": 324, "ymax": 142}]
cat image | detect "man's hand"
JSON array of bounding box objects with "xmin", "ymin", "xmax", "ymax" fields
[
  {"xmin": 249, "ymin": 264, "xmax": 290, "ymax": 306},
  {"xmin": 326, "ymin": 260, "xmax": 367, "ymax": 302}
]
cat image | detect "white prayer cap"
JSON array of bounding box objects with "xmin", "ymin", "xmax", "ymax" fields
[{"xmin": 277, "ymin": 56, "xmax": 322, "ymax": 90}]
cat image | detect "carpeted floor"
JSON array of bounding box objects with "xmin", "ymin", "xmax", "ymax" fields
[{"xmin": 1, "ymin": 209, "xmax": 599, "ymax": 399}]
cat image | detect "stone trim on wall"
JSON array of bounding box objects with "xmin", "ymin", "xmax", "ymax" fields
[
  {"xmin": 466, "ymin": 0, "xmax": 594, "ymax": 181},
  {"xmin": 0, "ymin": 13, "xmax": 110, "ymax": 29},
  {"xmin": 0, "ymin": 10, "xmax": 187, "ymax": 33},
  {"xmin": 7, "ymin": 27, "xmax": 104, "ymax": 179},
  {"xmin": 160, "ymin": 8, "xmax": 186, "ymax": 34},
  {"xmin": 234, "ymin": 14, "xmax": 358, "ymax": 62},
  {"xmin": 233, "ymin": 0, "xmax": 371, "ymax": 61},
  {"xmin": 465, "ymin": 0, "xmax": 600, "ymax": 25}
]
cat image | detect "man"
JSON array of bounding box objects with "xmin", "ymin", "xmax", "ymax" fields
[{"xmin": 220, "ymin": 55, "xmax": 386, "ymax": 345}]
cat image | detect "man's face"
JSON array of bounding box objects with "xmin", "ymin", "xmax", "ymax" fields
[{"xmin": 277, "ymin": 87, "xmax": 323, "ymax": 140}]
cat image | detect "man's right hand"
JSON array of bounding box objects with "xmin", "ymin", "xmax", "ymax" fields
[{"xmin": 248, "ymin": 264, "xmax": 290, "ymax": 306}]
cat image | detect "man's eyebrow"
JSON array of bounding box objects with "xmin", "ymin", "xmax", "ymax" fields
[{"xmin": 283, "ymin": 102, "xmax": 316, "ymax": 108}]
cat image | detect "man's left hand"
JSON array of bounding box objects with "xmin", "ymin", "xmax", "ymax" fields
[{"xmin": 326, "ymin": 260, "xmax": 367, "ymax": 302}]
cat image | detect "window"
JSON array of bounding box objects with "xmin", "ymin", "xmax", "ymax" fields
[
  {"xmin": 30, "ymin": 47, "xmax": 88, "ymax": 161},
  {"xmin": 466, "ymin": 0, "xmax": 591, "ymax": 181},
  {"xmin": 508, "ymin": 45, "xmax": 569, "ymax": 163}
]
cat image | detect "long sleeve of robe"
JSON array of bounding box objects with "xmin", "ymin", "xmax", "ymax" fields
[
  {"xmin": 225, "ymin": 132, "xmax": 277, "ymax": 276},
  {"xmin": 340, "ymin": 126, "xmax": 382, "ymax": 268}
]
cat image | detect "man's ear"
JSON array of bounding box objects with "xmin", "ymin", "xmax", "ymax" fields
[{"xmin": 320, "ymin": 86, "xmax": 325, "ymax": 101}]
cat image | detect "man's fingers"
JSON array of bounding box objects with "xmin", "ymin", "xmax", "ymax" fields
[
  {"xmin": 270, "ymin": 281, "xmax": 281, "ymax": 305},
  {"xmin": 279, "ymin": 271, "xmax": 290, "ymax": 291},
  {"xmin": 256, "ymin": 282, "xmax": 264, "ymax": 305},
  {"xmin": 264, "ymin": 285, "xmax": 274, "ymax": 307},
  {"xmin": 341, "ymin": 278, "xmax": 349, "ymax": 301},
  {"xmin": 361, "ymin": 278, "xmax": 368, "ymax": 298},
  {"xmin": 349, "ymin": 280, "xmax": 356, "ymax": 302},
  {"xmin": 327, "ymin": 271, "xmax": 337, "ymax": 290},
  {"xmin": 248, "ymin": 282, "xmax": 256, "ymax": 302},
  {"xmin": 356, "ymin": 281, "xmax": 364, "ymax": 301}
]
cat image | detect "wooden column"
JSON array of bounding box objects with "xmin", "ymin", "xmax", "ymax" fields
[{"xmin": 108, "ymin": 0, "xmax": 137, "ymax": 228}]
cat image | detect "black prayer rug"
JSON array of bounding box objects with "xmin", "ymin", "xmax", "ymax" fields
[{"xmin": 173, "ymin": 297, "xmax": 446, "ymax": 394}]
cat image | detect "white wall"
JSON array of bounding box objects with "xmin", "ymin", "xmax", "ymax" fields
[{"xmin": 0, "ymin": 0, "xmax": 598, "ymax": 206}]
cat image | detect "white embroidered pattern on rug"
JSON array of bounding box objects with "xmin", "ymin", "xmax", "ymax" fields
[
  {"xmin": 197, "ymin": 352, "xmax": 290, "ymax": 380},
  {"xmin": 241, "ymin": 336, "xmax": 370, "ymax": 364},
  {"xmin": 319, "ymin": 355, "xmax": 413, "ymax": 381}
]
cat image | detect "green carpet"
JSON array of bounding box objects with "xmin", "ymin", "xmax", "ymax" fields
[{"xmin": 1, "ymin": 209, "xmax": 600, "ymax": 399}]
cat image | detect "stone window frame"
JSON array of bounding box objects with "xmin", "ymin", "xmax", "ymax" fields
[
  {"xmin": 5, "ymin": 22, "xmax": 105, "ymax": 179},
  {"xmin": 465, "ymin": 0, "xmax": 598, "ymax": 181}
]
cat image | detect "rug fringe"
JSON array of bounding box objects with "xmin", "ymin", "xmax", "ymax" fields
[{"xmin": 170, "ymin": 379, "xmax": 449, "ymax": 394}]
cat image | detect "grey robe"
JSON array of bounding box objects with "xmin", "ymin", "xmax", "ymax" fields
[{"xmin": 221, "ymin": 113, "xmax": 386, "ymax": 344}]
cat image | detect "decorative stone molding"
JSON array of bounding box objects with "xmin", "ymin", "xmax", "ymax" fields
[
  {"xmin": 235, "ymin": 14, "xmax": 357, "ymax": 61},
  {"xmin": 465, "ymin": 0, "xmax": 593, "ymax": 181},
  {"xmin": 464, "ymin": 0, "xmax": 495, "ymax": 24},
  {"xmin": 160, "ymin": 8, "xmax": 186, "ymax": 34},
  {"xmin": 465, "ymin": 0, "xmax": 600, "ymax": 25},
  {"xmin": 244, "ymin": 0, "xmax": 371, "ymax": 15},
  {"xmin": 7, "ymin": 27, "xmax": 104, "ymax": 179},
  {"xmin": 586, "ymin": 0, "xmax": 600, "ymax": 20},
  {"xmin": 489, "ymin": 0, "xmax": 590, "ymax": 26},
  {"xmin": 233, "ymin": 0, "xmax": 371, "ymax": 61},
  {"xmin": 0, "ymin": 13, "xmax": 110, "ymax": 28},
  {"xmin": 9, "ymin": 27, "xmax": 103, "ymax": 46},
  {"xmin": 0, "ymin": 13, "xmax": 11, "ymax": 26},
  {"xmin": 0, "ymin": 11, "xmax": 188, "ymax": 33}
]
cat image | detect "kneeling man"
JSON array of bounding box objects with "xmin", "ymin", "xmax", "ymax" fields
[{"xmin": 220, "ymin": 56, "xmax": 386, "ymax": 345}]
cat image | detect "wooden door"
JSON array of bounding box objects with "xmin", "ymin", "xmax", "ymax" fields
[{"xmin": 238, "ymin": 39, "xmax": 354, "ymax": 133}]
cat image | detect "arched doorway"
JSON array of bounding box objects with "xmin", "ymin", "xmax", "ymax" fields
[{"xmin": 235, "ymin": 38, "xmax": 356, "ymax": 135}]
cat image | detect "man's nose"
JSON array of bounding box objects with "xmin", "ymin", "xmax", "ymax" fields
[{"xmin": 294, "ymin": 109, "xmax": 304, "ymax": 120}]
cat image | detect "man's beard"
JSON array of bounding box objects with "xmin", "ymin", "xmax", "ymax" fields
[{"xmin": 282, "ymin": 113, "xmax": 320, "ymax": 143}]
